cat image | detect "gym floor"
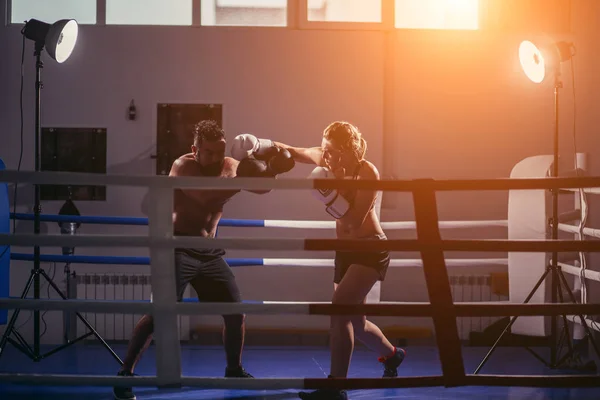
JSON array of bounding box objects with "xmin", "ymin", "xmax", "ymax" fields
[{"xmin": 1, "ymin": 344, "xmax": 599, "ymax": 399}]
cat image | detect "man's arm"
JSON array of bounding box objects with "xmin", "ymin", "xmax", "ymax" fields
[
  {"xmin": 340, "ymin": 162, "xmax": 379, "ymax": 230},
  {"xmin": 273, "ymin": 141, "xmax": 325, "ymax": 166}
]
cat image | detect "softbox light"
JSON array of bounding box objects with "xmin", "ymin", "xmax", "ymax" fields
[
  {"xmin": 519, "ymin": 40, "xmax": 574, "ymax": 84},
  {"xmin": 22, "ymin": 18, "xmax": 79, "ymax": 63}
]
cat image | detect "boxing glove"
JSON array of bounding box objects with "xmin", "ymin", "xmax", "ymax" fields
[
  {"xmin": 308, "ymin": 167, "xmax": 350, "ymax": 219},
  {"xmin": 236, "ymin": 157, "xmax": 269, "ymax": 177},
  {"xmin": 231, "ymin": 133, "xmax": 276, "ymax": 161},
  {"xmin": 266, "ymin": 148, "xmax": 295, "ymax": 175}
]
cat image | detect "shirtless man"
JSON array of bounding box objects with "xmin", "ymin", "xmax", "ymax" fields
[{"xmin": 113, "ymin": 120, "xmax": 294, "ymax": 400}]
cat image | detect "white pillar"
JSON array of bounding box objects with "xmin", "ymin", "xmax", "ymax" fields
[{"xmin": 148, "ymin": 186, "xmax": 181, "ymax": 387}]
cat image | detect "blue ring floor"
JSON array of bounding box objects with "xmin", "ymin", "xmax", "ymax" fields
[{"xmin": 0, "ymin": 344, "xmax": 599, "ymax": 399}]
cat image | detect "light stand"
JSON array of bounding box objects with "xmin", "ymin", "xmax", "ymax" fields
[
  {"xmin": 0, "ymin": 19, "xmax": 122, "ymax": 366},
  {"xmin": 474, "ymin": 40, "xmax": 600, "ymax": 374}
]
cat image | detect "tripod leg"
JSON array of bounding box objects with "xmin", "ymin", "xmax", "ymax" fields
[
  {"xmin": 555, "ymin": 272, "xmax": 575, "ymax": 363},
  {"xmin": 0, "ymin": 270, "xmax": 39, "ymax": 360},
  {"xmin": 557, "ymin": 269, "xmax": 600, "ymax": 360},
  {"xmin": 11, "ymin": 327, "xmax": 35, "ymax": 356},
  {"xmin": 474, "ymin": 266, "xmax": 552, "ymax": 374},
  {"xmin": 37, "ymin": 269, "xmax": 124, "ymax": 365}
]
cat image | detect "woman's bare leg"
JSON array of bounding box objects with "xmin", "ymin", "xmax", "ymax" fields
[{"xmin": 329, "ymin": 264, "xmax": 394, "ymax": 377}]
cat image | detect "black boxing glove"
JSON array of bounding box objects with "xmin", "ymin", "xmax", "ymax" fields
[
  {"xmin": 266, "ymin": 148, "xmax": 295, "ymax": 175},
  {"xmin": 236, "ymin": 157, "xmax": 270, "ymax": 177},
  {"xmin": 253, "ymin": 145, "xmax": 280, "ymax": 162}
]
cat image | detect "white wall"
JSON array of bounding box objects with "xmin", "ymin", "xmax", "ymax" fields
[{"xmin": 1, "ymin": 1, "xmax": 599, "ymax": 344}]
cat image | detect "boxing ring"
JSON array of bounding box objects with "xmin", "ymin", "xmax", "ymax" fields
[{"xmin": 0, "ymin": 154, "xmax": 600, "ymax": 392}]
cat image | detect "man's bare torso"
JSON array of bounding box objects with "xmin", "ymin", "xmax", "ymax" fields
[{"xmin": 171, "ymin": 154, "xmax": 239, "ymax": 237}]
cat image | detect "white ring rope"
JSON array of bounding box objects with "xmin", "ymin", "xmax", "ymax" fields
[
  {"xmin": 265, "ymin": 258, "xmax": 508, "ymax": 267},
  {"xmin": 558, "ymin": 262, "xmax": 600, "ymax": 283},
  {"xmin": 265, "ymin": 220, "xmax": 508, "ymax": 230},
  {"xmin": 561, "ymin": 187, "xmax": 600, "ymax": 195},
  {"xmin": 558, "ymin": 223, "xmax": 600, "ymax": 239}
]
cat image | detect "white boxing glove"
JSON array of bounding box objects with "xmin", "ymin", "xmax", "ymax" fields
[
  {"xmin": 230, "ymin": 133, "xmax": 275, "ymax": 161},
  {"xmin": 308, "ymin": 167, "xmax": 350, "ymax": 219}
]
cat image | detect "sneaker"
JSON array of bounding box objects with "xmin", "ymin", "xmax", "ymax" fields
[
  {"xmin": 113, "ymin": 370, "xmax": 136, "ymax": 400},
  {"xmin": 225, "ymin": 365, "xmax": 254, "ymax": 378},
  {"xmin": 298, "ymin": 389, "xmax": 348, "ymax": 400},
  {"xmin": 378, "ymin": 347, "xmax": 406, "ymax": 378}
]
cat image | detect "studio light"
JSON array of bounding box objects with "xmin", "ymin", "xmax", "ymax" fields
[
  {"xmin": 0, "ymin": 18, "xmax": 92, "ymax": 363},
  {"xmin": 518, "ymin": 40, "xmax": 574, "ymax": 84},
  {"xmin": 22, "ymin": 18, "xmax": 78, "ymax": 63}
]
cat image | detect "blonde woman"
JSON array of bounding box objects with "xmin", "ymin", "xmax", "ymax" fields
[{"xmin": 231, "ymin": 122, "xmax": 406, "ymax": 400}]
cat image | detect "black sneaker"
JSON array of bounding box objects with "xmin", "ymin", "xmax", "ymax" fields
[
  {"xmin": 298, "ymin": 389, "xmax": 348, "ymax": 400},
  {"xmin": 113, "ymin": 370, "xmax": 136, "ymax": 400},
  {"xmin": 225, "ymin": 365, "xmax": 254, "ymax": 378},
  {"xmin": 378, "ymin": 347, "xmax": 406, "ymax": 378}
]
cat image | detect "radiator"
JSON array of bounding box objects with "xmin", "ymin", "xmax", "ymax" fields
[
  {"xmin": 76, "ymin": 273, "xmax": 191, "ymax": 341},
  {"xmin": 449, "ymin": 274, "xmax": 507, "ymax": 340}
]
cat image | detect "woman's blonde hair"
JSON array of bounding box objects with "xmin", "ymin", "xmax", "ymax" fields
[{"xmin": 323, "ymin": 121, "xmax": 367, "ymax": 161}]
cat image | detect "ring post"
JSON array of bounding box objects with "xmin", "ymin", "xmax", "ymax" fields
[
  {"xmin": 412, "ymin": 179, "xmax": 465, "ymax": 387},
  {"xmin": 147, "ymin": 186, "xmax": 181, "ymax": 388}
]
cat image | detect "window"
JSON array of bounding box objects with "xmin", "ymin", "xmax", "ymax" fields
[
  {"xmin": 395, "ymin": 0, "xmax": 479, "ymax": 30},
  {"xmin": 10, "ymin": 0, "xmax": 97, "ymax": 25},
  {"xmin": 307, "ymin": 0, "xmax": 382, "ymax": 23},
  {"xmin": 106, "ymin": 0, "xmax": 193, "ymax": 25},
  {"xmin": 201, "ymin": 0, "xmax": 287, "ymax": 27}
]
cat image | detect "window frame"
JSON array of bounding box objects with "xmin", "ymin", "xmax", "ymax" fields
[{"xmin": 5, "ymin": 0, "xmax": 487, "ymax": 31}]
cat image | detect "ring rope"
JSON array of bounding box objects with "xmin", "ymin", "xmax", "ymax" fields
[
  {"xmin": 558, "ymin": 262, "xmax": 600, "ymax": 283},
  {"xmin": 0, "ymin": 298, "xmax": 597, "ymax": 317},
  {"xmin": 558, "ymin": 222, "xmax": 600, "ymax": 239},
  {"xmin": 10, "ymin": 212, "xmax": 507, "ymax": 230},
  {"xmin": 1, "ymin": 233, "xmax": 599, "ymax": 252},
  {"xmin": 9, "ymin": 252, "xmax": 508, "ymax": 267},
  {"xmin": 561, "ymin": 187, "xmax": 600, "ymax": 195},
  {"xmin": 2, "ymin": 169, "xmax": 600, "ymax": 191},
  {"xmin": 0, "ymin": 373, "xmax": 597, "ymax": 389}
]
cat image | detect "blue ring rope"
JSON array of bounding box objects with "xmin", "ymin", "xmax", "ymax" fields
[
  {"xmin": 10, "ymin": 253, "xmax": 264, "ymax": 267},
  {"xmin": 10, "ymin": 213, "xmax": 265, "ymax": 227}
]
